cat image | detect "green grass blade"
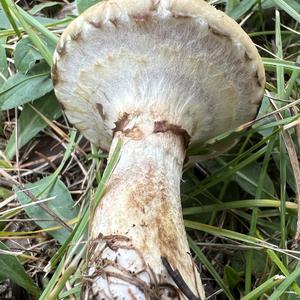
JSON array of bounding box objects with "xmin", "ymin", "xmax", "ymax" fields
[
  {"xmin": 262, "ymin": 58, "xmax": 300, "ymax": 71},
  {"xmin": 0, "ymin": 0, "xmax": 21, "ymax": 37},
  {"xmin": 272, "ymin": 0, "xmax": 300, "ymax": 23},
  {"xmin": 182, "ymin": 199, "xmax": 297, "ymax": 215},
  {"xmin": 268, "ymin": 266, "xmax": 300, "ymax": 300},
  {"xmin": 188, "ymin": 236, "xmax": 235, "ymax": 300},
  {"xmin": 241, "ymin": 275, "xmax": 285, "ymax": 300}
]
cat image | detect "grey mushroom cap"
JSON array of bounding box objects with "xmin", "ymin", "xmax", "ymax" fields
[{"xmin": 52, "ymin": 0, "xmax": 265, "ymax": 152}]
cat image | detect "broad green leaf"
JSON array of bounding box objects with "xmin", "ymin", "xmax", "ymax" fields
[
  {"xmin": 14, "ymin": 37, "xmax": 43, "ymax": 72},
  {"xmin": 202, "ymin": 159, "xmax": 275, "ymax": 198},
  {"xmin": 0, "ymin": 62, "xmax": 53, "ymax": 110},
  {"xmin": 224, "ymin": 265, "xmax": 242, "ymax": 288},
  {"xmin": 228, "ymin": 0, "xmax": 256, "ymax": 20},
  {"xmin": 0, "ymin": 10, "xmax": 11, "ymax": 28},
  {"xmin": 76, "ymin": 0, "xmax": 100, "ymax": 13},
  {"xmin": 226, "ymin": 0, "xmax": 240, "ymax": 15},
  {"xmin": 5, "ymin": 92, "xmax": 62, "ymax": 160},
  {"xmin": 28, "ymin": 1, "xmax": 62, "ymax": 15},
  {"xmin": 233, "ymin": 163, "xmax": 275, "ymax": 198},
  {"xmin": 0, "ymin": 241, "xmax": 41, "ymax": 297},
  {"xmin": 15, "ymin": 176, "xmax": 79, "ymax": 244}
]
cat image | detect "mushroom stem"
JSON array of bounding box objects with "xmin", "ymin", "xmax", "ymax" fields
[{"xmin": 87, "ymin": 121, "xmax": 205, "ymax": 299}]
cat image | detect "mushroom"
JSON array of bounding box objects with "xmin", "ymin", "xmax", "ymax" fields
[{"xmin": 52, "ymin": 0, "xmax": 265, "ymax": 299}]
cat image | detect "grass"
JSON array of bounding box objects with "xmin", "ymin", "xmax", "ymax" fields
[{"xmin": 0, "ymin": 0, "xmax": 299, "ymax": 299}]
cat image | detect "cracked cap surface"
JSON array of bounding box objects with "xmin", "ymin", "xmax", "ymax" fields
[{"xmin": 52, "ymin": 0, "xmax": 265, "ymax": 151}]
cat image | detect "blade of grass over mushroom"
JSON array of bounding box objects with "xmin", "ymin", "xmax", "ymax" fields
[{"xmin": 188, "ymin": 236, "xmax": 235, "ymax": 300}]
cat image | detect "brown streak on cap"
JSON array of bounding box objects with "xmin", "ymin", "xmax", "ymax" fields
[
  {"xmin": 113, "ymin": 112, "xmax": 130, "ymax": 134},
  {"xmin": 56, "ymin": 41, "xmax": 66, "ymax": 56},
  {"xmin": 133, "ymin": 14, "xmax": 151, "ymax": 22},
  {"xmin": 254, "ymin": 71, "xmax": 262, "ymax": 87},
  {"xmin": 154, "ymin": 121, "xmax": 191, "ymax": 148},
  {"xmin": 110, "ymin": 19, "xmax": 119, "ymax": 28},
  {"xmin": 96, "ymin": 103, "xmax": 106, "ymax": 120},
  {"xmin": 51, "ymin": 63, "xmax": 59, "ymax": 86},
  {"xmin": 128, "ymin": 289, "xmax": 138, "ymax": 300},
  {"xmin": 209, "ymin": 25, "xmax": 230, "ymax": 38},
  {"xmin": 244, "ymin": 51, "xmax": 251, "ymax": 62},
  {"xmin": 172, "ymin": 13, "xmax": 190, "ymax": 19},
  {"xmin": 70, "ymin": 30, "xmax": 82, "ymax": 41},
  {"xmin": 123, "ymin": 126, "xmax": 144, "ymax": 140},
  {"xmin": 87, "ymin": 20, "xmax": 102, "ymax": 28}
]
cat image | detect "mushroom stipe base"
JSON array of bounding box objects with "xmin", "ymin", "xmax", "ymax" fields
[{"xmin": 84, "ymin": 234, "xmax": 198, "ymax": 299}]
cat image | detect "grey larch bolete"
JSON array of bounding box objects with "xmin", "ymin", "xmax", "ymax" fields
[{"xmin": 52, "ymin": 0, "xmax": 265, "ymax": 299}]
